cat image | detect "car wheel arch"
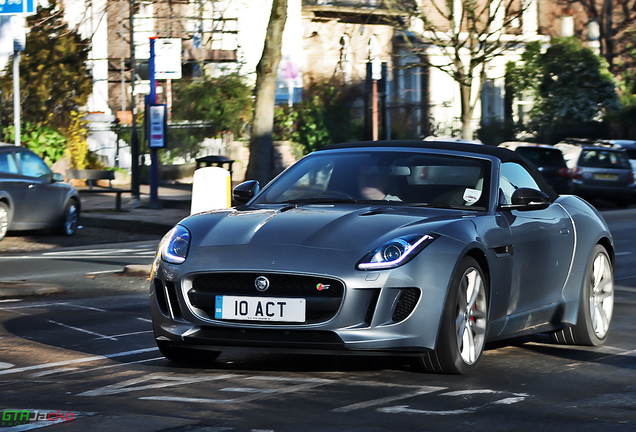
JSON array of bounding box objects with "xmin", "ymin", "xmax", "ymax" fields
[
  {"xmin": 433, "ymin": 247, "xmax": 491, "ymax": 340},
  {"xmin": 59, "ymin": 197, "xmax": 81, "ymax": 236},
  {"xmin": 0, "ymin": 196, "xmax": 14, "ymax": 220},
  {"xmin": 597, "ymin": 237, "xmax": 614, "ymax": 268}
]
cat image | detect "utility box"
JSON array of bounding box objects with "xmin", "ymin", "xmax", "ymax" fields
[{"xmin": 191, "ymin": 167, "xmax": 231, "ymax": 214}]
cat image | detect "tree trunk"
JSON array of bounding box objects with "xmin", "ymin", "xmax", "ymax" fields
[
  {"xmin": 459, "ymin": 81, "xmax": 473, "ymax": 140},
  {"xmin": 244, "ymin": 0, "xmax": 288, "ymax": 186}
]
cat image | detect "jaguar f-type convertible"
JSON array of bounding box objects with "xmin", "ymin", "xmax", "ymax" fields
[{"xmin": 150, "ymin": 141, "xmax": 614, "ymax": 374}]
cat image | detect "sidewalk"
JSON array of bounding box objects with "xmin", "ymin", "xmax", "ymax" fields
[{"xmin": 79, "ymin": 183, "xmax": 193, "ymax": 232}]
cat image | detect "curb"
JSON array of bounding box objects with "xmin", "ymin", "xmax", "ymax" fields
[
  {"xmin": 79, "ymin": 214, "xmax": 175, "ymax": 234},
  {"xmin": 0, "ymin": 281, "xmax": 63, "ymax": 298},
  {"xmin": 122, "ymin": 264, "xmax": 153, "ymax": 276}
]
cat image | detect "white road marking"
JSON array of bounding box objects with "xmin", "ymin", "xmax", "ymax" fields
[
  {"xmin": 221, "ymin": 387, "xmax": 278, "ymax": 394},
  {"xmin": 86, "ymin": 270, "xmax": 121, "ymax": 275},
  {"xmin": 0, "ymin": 299, "xmax": 22, "ymax": 303},
  {"xmin": 380, "ymin": 405, "xmax": 472, "ymax": 415},
  {"xmin": 378, "ymin": 389, "xmax": 529, "ymax": 415},
  {"xmin": 44, "ymin": 319, "xmax": 118, "ymax": 341},
  {"xmin": 140, "ymin": 380, "xmax": 332, "ymax": 404},
  {"xmin": 59, "ymin": 357, "xmax": 165, "ymax": 377},
  {"xmin": 140, "ymin": 396, "xmax": 235, "ymax": 404},
  {"xmin": 53, "ymin": 302, "xmax": 108, "ymax": 312},
  {"xmin": 31, "ymin": 368, "xmax": 79, "ymax": 377},
  {"xmin": 80, "ymin": 373, "xmax": 239, "ymax": 397},
  {"xmin": 97, "ymin": 330, "xmax": 152, "ymax": 339},
  {"xmin": 0, "ymin": 347, "xmax": 157, "ymax": 376},
  {"xmin": 333, "ymin": 386, "xmax": 446, "ymax": 413}
]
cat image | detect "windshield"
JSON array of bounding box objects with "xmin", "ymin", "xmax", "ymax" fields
[{"xmin": 254, "ymin": 150, "xmax": 491, "ymax": 210}]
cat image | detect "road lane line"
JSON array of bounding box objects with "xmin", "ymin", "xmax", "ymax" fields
[
  {"xmin": 60, "ymin": 357, "xmax": 165, "ymax": 377},
  {"xmin": 0, "ymin": 347, "xmax": 157, "ymax": 376},
  {"xmin": 333, "ymin": 386, "xmax": 446, "ymax": 413},
  {"xmin": 53, "ymin": 302, "xmax": 108, "ymax": 312},
  {"xmin": 141, "ymin": 396, "xmax": 235, "ymax": 404},
  {"xmin": 100, "ymin": 330, "xmax": 152, "ymax": 339},
  {"xmin": 45, "ymin": 319, "xmax": 118, "ymax": 341}
]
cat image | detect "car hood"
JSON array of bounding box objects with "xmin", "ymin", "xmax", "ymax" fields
[{"xmin": 182, "ymin": 204, "xmax": 472, "ymax": 252}]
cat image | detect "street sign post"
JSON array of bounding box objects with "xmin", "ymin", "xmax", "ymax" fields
[{"xmin": 154, "ymin": 38, "xmax": 182, "ymax": 80}]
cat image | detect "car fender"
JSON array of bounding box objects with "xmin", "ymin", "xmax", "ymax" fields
[
  {"xmin": 407, "ymin": 230, "xmax": 488, "ymax": 351},
  {"xmin": 555, "ymin": 195, "xmax": 614, "ymax": 325}
]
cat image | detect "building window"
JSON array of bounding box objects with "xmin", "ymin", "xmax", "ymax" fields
[{"xmin": 561, "ymin": 16, "xmax": 574, "ymax": 37}]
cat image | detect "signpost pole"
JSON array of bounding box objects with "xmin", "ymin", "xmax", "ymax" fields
[
  {"xmin": 148, "ymin": 37, "xmax": 159, "ymax": 208},
  {"xmin": 12, "ymin": 50, "xmax": 20, "ymax": 146}
]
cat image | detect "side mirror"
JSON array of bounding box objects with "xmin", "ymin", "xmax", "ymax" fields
[
  {"xmin": 233, "ymin": 180, "xmax": 260, "ymax": 204},
  {"xmin": 502, "ymin": 188, "xmax": 551, "ymax": 211},
  {"xmin": 52, "ymin": 173, "xmax": 65, "ymax": 182}
]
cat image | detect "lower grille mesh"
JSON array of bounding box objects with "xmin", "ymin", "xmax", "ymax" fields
[{"xmin": 392, "ymin": 288, "xmax": 421, "ymax": 322}]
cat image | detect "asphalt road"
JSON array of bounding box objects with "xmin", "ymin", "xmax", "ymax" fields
[{"xmin": 0, "ymin": 209, "xmax": 634, "ymax": 431}]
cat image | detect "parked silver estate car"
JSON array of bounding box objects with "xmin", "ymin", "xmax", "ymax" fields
[
  {"xmin": 555, "ymin": 142, "xmax": 633, "ymax": 207},
  {"xmin": 598, "ymin": 140, "xmax": 636, "ymax": 196},
  {"xmin": 151, "ymin": 140, "xmax": 614, "ymax": 375},
  {"xmin": 0, "ymin": 144, "xmax": 80, "ymax": 241}
]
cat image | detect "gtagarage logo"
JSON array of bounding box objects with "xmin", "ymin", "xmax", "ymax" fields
[{"xmin": 1, "ymin": 409, "xmax": 76, "ymax": 427}]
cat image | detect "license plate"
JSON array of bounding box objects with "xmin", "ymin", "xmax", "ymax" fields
[
  {"xmin": 594, "ymin": 173, "xmax": 618, "ymax": 180},
  {"xmin": 215, "ymin": 295, "xmax": 306, "ymax": 322}
]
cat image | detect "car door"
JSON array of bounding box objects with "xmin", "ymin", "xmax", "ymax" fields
[
  {"xmin": 14, "ymin": 150, "xmax": 62, "ymax": 226},
  {"xmin": 498, "ymin": 162, "xmax": 575, "ymax": 315}
]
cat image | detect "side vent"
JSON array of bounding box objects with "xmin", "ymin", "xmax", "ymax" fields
[
  {"xmin": 364, "ymin": 289, "xmax": 381, "ymax": 326},
  {"xmin": 392, "ymin": 288, "xmax": 421, "ymax": 322},
  {"xmin": 154, "ymin": 279, "xmax": 182, "ymax": 319}
]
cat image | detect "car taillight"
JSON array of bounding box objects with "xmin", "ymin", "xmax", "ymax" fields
[
  {"xmin": 558, "ymin": 167, "xmax": 570, "ymax": 178},
  {"xmin": 630, "ymin": 171, "xmax": 634, "ymax": 184},
  {"xmin": 570, "ymin": 168, "xmax": 583, "ymax": 180}
]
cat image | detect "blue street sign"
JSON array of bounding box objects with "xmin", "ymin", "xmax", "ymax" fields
[{"xmin": 0, "ymin": 0, "xmax": 35, "ymax": 15}]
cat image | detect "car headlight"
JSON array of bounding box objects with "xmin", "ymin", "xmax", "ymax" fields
[
  {"xmin": 357, "ymin": 234, "xmax": 436, "ymax": 270},
  {"xmin": 160, "ymin": 225, "xmax": 191, "ymax": 264}
]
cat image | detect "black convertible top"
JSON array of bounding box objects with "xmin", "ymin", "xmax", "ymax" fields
[
  {"xmin": 319, "ymin": 140, "xmax": 558, "ymax": 201},
  {"xmin": 321, "ymin": 140, "xmax": 522, "ymax": 162}
]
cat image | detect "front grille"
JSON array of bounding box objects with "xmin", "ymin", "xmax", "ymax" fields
[
  {"xmin": 188, "ymin": 273, "xmax": 344, "ymax": 325},
  {"xmin": 392, "ymin": 288, "xmax": 421, "ymax": 322}
]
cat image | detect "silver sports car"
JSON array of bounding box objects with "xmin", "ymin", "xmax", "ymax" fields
[{"xmin": 150, "ymin": 141, "xmax": 615, "ymax": 374}]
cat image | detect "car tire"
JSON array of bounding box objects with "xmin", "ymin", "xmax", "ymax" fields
[
  {"xmin": 0, "ymin": 202, "xmax": 9, "ymax": 241},
  {"xmin": 416, "ymin": 256, "xmax": 488, "ymax": 374},
  {"xmin": 157, "ymin": 340, "xmax": 222, "ymax": 365},
  {"xmin": 551, "ymin": 244, "xmax": 614, "ymax": 346},
  {"xmin": 58, "ymin": 199, "xmax": 79, "ymax": 236}
]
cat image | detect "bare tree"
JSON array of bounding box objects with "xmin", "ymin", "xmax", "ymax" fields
[
  {"xmin": 245, "ymin": 0, "xmax": 288, "ymax": 185},
  {"xmin": 556, "ymin": 0, "xmax": 636, "ymax": 73},
  {"xmin": 388, "ymin": 0, "xmax": 528, "ymax": 139}
]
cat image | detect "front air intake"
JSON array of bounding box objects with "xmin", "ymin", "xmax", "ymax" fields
[{"xmin": 392, "ymin": 288, "xmax": 421, "ymax": 322}]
